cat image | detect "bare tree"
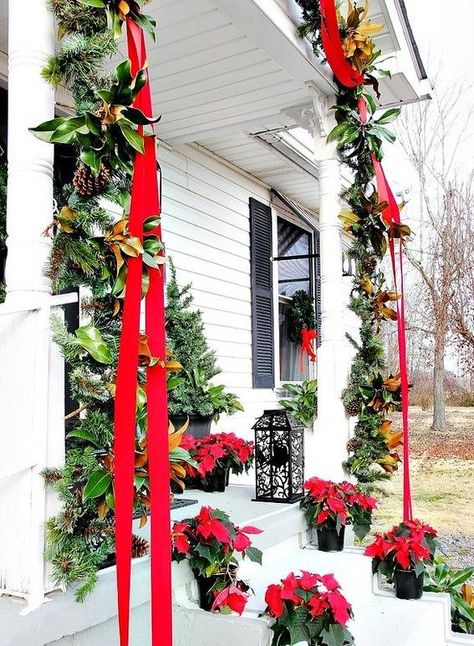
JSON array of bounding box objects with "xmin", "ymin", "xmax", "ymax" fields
[
  {"xmin": 396, "ymin": 79, "xmax": 473, "ymax": 430},
  {"xmin": 450, "ymin": 176, "xmax": 474, "ymax": 375}
]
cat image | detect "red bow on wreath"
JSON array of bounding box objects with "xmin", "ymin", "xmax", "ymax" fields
[{"xmin": 300, "ymin": 328, "xmax": 317, "ymax": 372}]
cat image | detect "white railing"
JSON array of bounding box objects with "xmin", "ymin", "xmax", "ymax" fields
[{"xmin": 0, "ymin": 293, "xmax": 77, "ymax": 611}]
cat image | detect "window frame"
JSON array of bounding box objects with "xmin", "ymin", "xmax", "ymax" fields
[{"xmin": 272, "ymin": 207, "xmax": 318, "ymax": 387}]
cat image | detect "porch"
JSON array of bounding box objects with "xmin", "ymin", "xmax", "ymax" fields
[
  {"xmin": 0, "ymin": 486, "xmax": 464, "ymax": 646},
  {"xmin": 0, "ymin": 0, "xmax": 437, "ymax": 644}
]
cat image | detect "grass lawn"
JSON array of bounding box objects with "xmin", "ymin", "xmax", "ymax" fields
[{"xmin": 372, "ymin": 407, "xmax": 474, "ymax": 568}]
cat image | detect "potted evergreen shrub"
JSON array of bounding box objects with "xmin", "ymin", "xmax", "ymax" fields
[
  {"xmin": 171, "ymin": 506, "xmax": 262, "ymax": 611},
  {"xmin": 263, "ymin": 570, "xmax": 354, "ymax": 645},
  {"xmin": 166, "ymin": 260, "xmax": 243, "ymax": 437},
  {"xmin": 365, "ymin": 519, "xmax": 438, "ymax": 600},
  {"xmin": 301, "ymin": 477, "xmax": 377, "ymax": 552}
]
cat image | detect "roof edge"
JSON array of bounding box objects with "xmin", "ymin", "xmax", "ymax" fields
[{"xmin": 394, "ymin": 0, "xmax": 428, "ymax": 81}]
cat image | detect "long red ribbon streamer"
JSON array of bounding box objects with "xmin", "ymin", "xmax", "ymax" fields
[
  {"xmin": 319, "ymin": 1, "xmax": 412, "ymax": 520},
  {"xmin": 113, "ymin": 17, "xmax": 172, "ymax": 646}
]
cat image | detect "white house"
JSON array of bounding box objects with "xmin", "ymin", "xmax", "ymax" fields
[{"xmin": 2, "ymin": 2, "xmax": 457, "ymax": 646}]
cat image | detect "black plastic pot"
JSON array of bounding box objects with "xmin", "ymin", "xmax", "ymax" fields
[
  {"xmin": 394, "ymin": 569, "xmax": 424, "ymax": 600},
  {"xmin": 202, "ymin": 469, "xmax": 227, "ymax": 493},
  {"xmin": 312, "ymin": 526, "xmax": 345, "ymax": 552},
  {"xmin": 194, "ymin": 573, "xmax": 219, "ymax": 611},
  {"xmin": 170, "ymin": 414, "xmax": 212, "ymax": 439}
]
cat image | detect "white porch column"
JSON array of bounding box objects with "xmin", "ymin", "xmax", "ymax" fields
[
  {"xmin": 304, "ymin": 84, "xmax": 351, "ymax": 480},
  {"xmin": 5, "ymin": 0, "xmax": 55, "ymax": 303}
]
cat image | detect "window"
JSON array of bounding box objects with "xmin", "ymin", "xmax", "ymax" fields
[{"xmin": 277, "ymin": 217, "xmax": 316, "ymax": 382}]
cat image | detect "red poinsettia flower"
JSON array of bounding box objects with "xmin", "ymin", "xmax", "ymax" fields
[
  {"xmin": 281, "ymin": 572, "xmax": 301, "ymax": 603},
  {"xmin": 328, "ymin": 591, "xmax": 352, "ymax": 625},
  {"xmin": 265, "ymin": 584, "xmax": 284, "ymax": 618},
  {"xmin": 234, "ymin": 531, "xmax": 251, "ymax": 552},
  {"xmin": 321, "ymin": 573, "xmax": 340, "ymax": 591},
  {"xmin": 211, "ymin": 585, "xmax": 249, "ymax": 615},
  {"xmin": 364, "ymin": 534, "xmax": 389, "ymax": 560},
  {"xmin": 308, "ymin": 594, "xmax": 328, "ymax": 617},
  {"xmin": 299, "ymin": 570, "xmax": 321, "ymax": 591},
  {"xmin": 195, "ymin": 506, "xmax": 231, "ymax": 544},
  {"xmin": 171, "ymin": 522, "xmax": 190, "ymax": 555}
]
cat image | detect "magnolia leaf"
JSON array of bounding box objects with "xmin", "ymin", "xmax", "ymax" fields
[
  {"xmin": 83, "ymin": 469, "xmax": 112, "ymax": 500},
  {"xmin": 66, "ymin": 428, "xmax": 101, "ymax": 448},
  {"xmin": 79, "ymin": 0, "xmax": 106, "ymax": 6},
  {"xmin": 143, "ymin": 215, "xmax": 161, "ymax": 231},
  {"xmin": 116, "ymin": 58, "xmax": 132, "ymax": 83},
  {"xmin": 376, "ymin": 108, "xmax": 401, "ymax": 125},
  {"xmin": 80, "ymin": 149, "xmax": 102, "ymax": 176},
  {"xmin": 75, "ymin": 325, "xmax": 113, "ymax": 364},
  {"xmin": 120, "ymin": 123, "xmax": 144, "ymax": 152},
  {"xmin": 139, "ymin": 513, "xmax": 148, "ymax": 529}
]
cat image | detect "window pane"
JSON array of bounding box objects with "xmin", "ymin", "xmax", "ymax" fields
[
  {"xmin": 277, "ymin": 218, "xmax": 313, "ymax": 381},
  {"xmin": 279, "ymin": 300, "xmax": 309, "ymax": 381},
  {"xmin": 277, "ymin": 219, "xmax": 311, "ymax": 297}
]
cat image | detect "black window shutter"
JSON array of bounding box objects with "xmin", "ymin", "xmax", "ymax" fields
[
  {"xmin": 314, "ymin": 230, "xmax": 322, "ymax": 347},
  {"xmin": 250, "ymin": 198, "xmax": 275, "ymax": 388}
]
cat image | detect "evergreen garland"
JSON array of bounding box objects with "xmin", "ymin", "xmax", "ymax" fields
[
  {"xmin": 35, "ymin": 0, "xmax": 193, "ymax": 600},
  {"xmin": 295, "ymin": 0, "xmax": 411, "ymax": 483}
]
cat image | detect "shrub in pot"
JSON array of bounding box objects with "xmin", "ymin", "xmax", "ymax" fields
[
  {"xmin": 171, "ymin": 506, "xmax": 262, "ymax": 612},
  {"xmin": 365, "ymin": 519, "xmax": 438, "ymax": 600},
  {"xmin": 263, "ymin": 570, "xmax": 354, "ymax": 645},
  {"xmin": 424, "ymin": 559, "xmax": 474, "ymax": 633},
  {"xmin": 301, "ymin": 478, "xmax": 377, "ymax": 551},
  {"xmin": 279, "ymin": 379, "xmax": 318, "ymax": 427},
  {"xmin": 166, "ymin": 261, "xmax": 243, "ymax": 437},
  {"xmin": 181, "ymin": 432, "xmax": 254, "ymax": 492}
]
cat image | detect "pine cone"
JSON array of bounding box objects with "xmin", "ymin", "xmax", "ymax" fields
[
  {"xmin": 72, "ymin": 164, "xmax": 110, "ymax": 197},
  {"xmin": 347, "ymin": 437, "xmax": 361, "ymax": 453},
  {"xmin": 345, "ymin": 399, "xmax": 362, "ymax": 417},
  {"xmin": 361, "ymin": 255, "xmax": 378, "ymax": 274},
  {"xmin": 132, "ymin": 534, "xmax": 150, "ymax": 559}
]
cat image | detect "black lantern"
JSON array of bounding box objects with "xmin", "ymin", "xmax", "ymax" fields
[{"xmin": 252, "ymin": 409, "xmax": 305, "ymax": 503}]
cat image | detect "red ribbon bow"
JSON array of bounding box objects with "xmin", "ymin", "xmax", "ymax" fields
[{"xmin": 300, "ymin": 328, "xmax": 318, "ymax": 372}]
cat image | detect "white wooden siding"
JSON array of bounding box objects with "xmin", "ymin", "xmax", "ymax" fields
[{"xmin": 160, "ymin": 144, "xmax": 280, "ymax": 444}]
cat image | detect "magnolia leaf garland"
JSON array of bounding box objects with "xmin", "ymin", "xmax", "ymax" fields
[{"xmin": 295, "ymin": 0, "xmax": 411, "ymax": 482}]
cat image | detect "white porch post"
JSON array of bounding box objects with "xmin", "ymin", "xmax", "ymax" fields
[
  {"xmin": 305, "ymin": 84, "xmax": 351, "ymax": 480},
  {"xmin": 5, "ymin": 0, "xmax": 55, "ymax": 303},
  {"xmin": 0, "ymin": 0, "xmax": 62, "ymax": 611}
]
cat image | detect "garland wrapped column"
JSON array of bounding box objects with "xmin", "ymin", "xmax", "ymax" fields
[{"xmin": 315, "ymin": 0, "xmax": 412, "ymax": 517}]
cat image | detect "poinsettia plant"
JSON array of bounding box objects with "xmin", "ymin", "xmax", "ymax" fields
[
  {"xmin": 301, "ymin": 477, "xmax": 377, "ymax": 540},
  {"xmin": 171, "ymin": 507, "xmax": 262, "ymax": 614},
  {"xmin": 263, "ymin": 570, "xmax": 354, "ymax": 646},
  {"xmin": 180, "ymin": 432, "xmax": 254, "ymax": 480},
  {"xmin": 365, "ymin": 519, "xmax": 439, "ymax": 580}
]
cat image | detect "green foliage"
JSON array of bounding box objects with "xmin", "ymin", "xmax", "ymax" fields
[
  {"xmin": 31, "ymin": 59, "xmax": 159, "ymax": 176},
  {"xmin": 166, "ymin": 260, "xmax": 242, "ymax": 419},
  {"xmin": 279, "ymin": 379, "xmax": 318, "ymax": 426},
  {"xmin": 424, "ymin": 559, "xmax": 474, "ymax": 634},
  {"xmin": 286, "ymin": 289, "xmax": 316, "ymax": 344}
]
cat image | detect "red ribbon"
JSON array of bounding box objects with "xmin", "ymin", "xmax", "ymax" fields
[
  {"xmin": 319, "ymin": 1, "xmax": 412, "ymax": 520},
  {"xmin": 320, "ymin": 0, "xmax": 365, "ymax": 88},
  {"xmin": 300, "ymin": 328, "xmax": 317, "ymax": 372},
  {"xmin": 113, "ymin": 18, "xmax": 172, "ymax": 646}
]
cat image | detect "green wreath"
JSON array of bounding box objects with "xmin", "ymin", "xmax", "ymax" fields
[{"xmin": 287, "ymin": 290, "xmax": 316, "ymax": 344}]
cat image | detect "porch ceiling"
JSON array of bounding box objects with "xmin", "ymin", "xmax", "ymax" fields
[{"xmin": 0, "ymin": 0, "xmax": 426, "ymax": 213}]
